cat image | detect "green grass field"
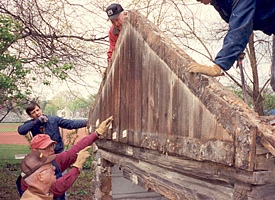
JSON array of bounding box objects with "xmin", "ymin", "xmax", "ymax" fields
[
  {"xmin": 0, "ymin": 144, "xmax": 30, "ymax": 165},
  {"xmin": 0, "ymin": 123, "xmax": 29, "ymax": 164},
  {"xmin": 0, "ymin": 122, "xmax": 21, "ymax": 132}
]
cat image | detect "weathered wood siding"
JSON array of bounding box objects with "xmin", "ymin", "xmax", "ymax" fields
[{"xmin": 88, "ymin": 11, "xmax": 275, "ymax": 171}]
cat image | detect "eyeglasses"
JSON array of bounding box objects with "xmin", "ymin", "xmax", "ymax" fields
[
  {"xmin": 48, "ymin": 143, "xmax": 56, "ymax": 149},
  {"xmin": 37, "ymin": 143, "xmax": 56, "ymax": 151}
]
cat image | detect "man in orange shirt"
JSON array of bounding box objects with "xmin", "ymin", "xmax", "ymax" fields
[{"xmin": 106, "ymin": 3, "xmax": 127, "ymax": 63}]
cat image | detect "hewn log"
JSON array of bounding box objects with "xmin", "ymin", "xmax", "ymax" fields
[
  {"xmin": 96, "ymin": 140, "xmax": 275, "ymax": 185},
  {"xmin": 97, "ymin": 149, "xmax": 233, "ymax": 200}
]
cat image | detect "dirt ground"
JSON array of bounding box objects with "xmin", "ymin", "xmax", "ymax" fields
[{"xmin": 0, "ymin": 126, "xmax": 89, "ymax": 145}]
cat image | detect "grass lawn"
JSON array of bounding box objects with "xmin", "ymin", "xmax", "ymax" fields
[
  {"xmin": 0, "ymin": 122, "xmax": 21, "ymax": 132},
  {"xmin": 0, "ymin": 144, "xmax": 30, "ymax": 165}
]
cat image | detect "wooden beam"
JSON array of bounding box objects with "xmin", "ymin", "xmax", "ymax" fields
[
  {"xmin": 96, "ymin": 140, "xmax": 275, "ymax": 185},
  {"xmin": 97, "ymin": 149, "xmax": 233, "ymax": 200}
]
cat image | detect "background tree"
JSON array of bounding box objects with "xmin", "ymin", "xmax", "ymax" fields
[
  {"xmin": 1, "ymin": 0, "xmax": 274, "ymax": 122},
  {"xmin": 68, "ymin": 94, "xmax": 95, "ymax": 117},
  {"xmin": 0, "ymin": 14, "xmax": 30, "ymax": 121},
  {"xmin": 43, "ymin": 91, "xmax": 95, "ymax": 117},
  {"xmin": 0, "ymin": 0, "xmax": 110, "ymax": 121}
]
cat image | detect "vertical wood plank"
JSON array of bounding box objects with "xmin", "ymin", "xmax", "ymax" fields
[
  {"xmin": 118, "ymin": 33, "xmax": 130, "ymax": 144},
  {"xmin": 157, "ymin": 62, "xmax": 170, "ymax": 153},
  {"xmin": 112, "ymin": 48, "xmax": 121, "ymax": 142},
  {"xmin": 105, "ymin": 65, "xmax": 113, "ymax": 139},
  {"xmin": 127, "ymin": 29, "xmax": 141, "ymax": 146},
  {"xmin": 141, "ymin": 46, "xmax": 150, "ymax": 147}
]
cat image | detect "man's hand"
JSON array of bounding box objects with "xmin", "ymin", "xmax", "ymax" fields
[
  {"xmin": 95, "ymin": 116, "xmax": 114, "ymax": 136},
  {"xmin": 38, "ymin": 115, "xmax": 48, "ymax": 123},
  {"xmin": 72, "ymin": 146, "xmax": 91, "ymax": 170},
  {"xmin": 187, "ymin": 62, "xmax": 223, "ymax": 77}
]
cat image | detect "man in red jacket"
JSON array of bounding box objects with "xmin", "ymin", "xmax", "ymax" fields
[
  {"xmin": 106, "ymin": 3, "xmax": 127, "ymax": 63},
  {"xmin": 16, "ymin": 116, "xmax": 113, "ymax": 200}
]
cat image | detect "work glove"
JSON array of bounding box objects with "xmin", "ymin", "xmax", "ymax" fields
[
  {"xmin": 38, "ymin": 115, "xmax": 48, "ymax": 123},
  {"xmin": 95, "ymin": 116, "xmax": 114, "ymax": 136},
  {"xmin": 187, "ymin": 62, "xmax": 223, "ymax": 77},
  {"xmin": 72, "ymin": 146, "xmax": 91, "ymax": 170}
]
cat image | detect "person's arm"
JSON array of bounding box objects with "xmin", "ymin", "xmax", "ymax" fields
[
  {"xmin": 17, "ymin": 119, "xmax": 41, "ymax": 135},
  {"xmin": 50, "ymin": 167, "xmax": 80, "ymax": 197},
  {"xmin": 51, "ymin": 146, "xmax": 93, "ymax": 197},
  {"xmin": 55, "ymin": 116, "xmax": 113, "ymax": 172},
  {"xmin": 214, "ymin": 0, "xmax": 256, "ymax": 70},
  {"xmin": 56, "ymin": 133, "xmax": 98, "ymax": 172},
  {"xmin": 55, "ymin": 116, "xmax": 88, "ymax": 129}
]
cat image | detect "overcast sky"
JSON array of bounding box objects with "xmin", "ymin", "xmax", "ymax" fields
[{"xmin": 37, "ymin": 0, "xmax": 222, "ymax": 101}]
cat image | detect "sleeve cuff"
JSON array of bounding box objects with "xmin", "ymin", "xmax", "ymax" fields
[{"xmin": 95, "ymin": 131, "xmax": 100, "ymax": 137}]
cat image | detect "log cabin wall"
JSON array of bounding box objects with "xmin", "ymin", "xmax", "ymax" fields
[{"xmin": 88, "ymin": 11, "xmax": 275, "ymax": 199}]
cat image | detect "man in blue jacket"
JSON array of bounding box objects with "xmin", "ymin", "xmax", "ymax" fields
[
  {"xmin": 18, "ymin": 101, "xmax": 88, "ymax": 153},
  {"xmin": 188, "ymin": 0, "xmax": 275, "ymax": 89}
]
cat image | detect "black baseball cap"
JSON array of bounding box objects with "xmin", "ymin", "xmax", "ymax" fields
[{"xmin": 105, "ymin": 3, "xmax": 124, "ymax": 20}]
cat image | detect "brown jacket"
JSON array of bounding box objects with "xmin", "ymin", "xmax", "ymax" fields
[{"xmin": 21, "ymin": 185, "xmax": 53, "ymax": 200}]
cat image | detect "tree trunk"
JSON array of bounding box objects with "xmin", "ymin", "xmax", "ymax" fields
[{"xmin": 247, "ymin": 33, "xmax": 264, "ymax": 116}]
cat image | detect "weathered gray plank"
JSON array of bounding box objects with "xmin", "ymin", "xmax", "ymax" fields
[{"xmin": 111, "ymin": 38, "xmax": 121, "ymax": 142}]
